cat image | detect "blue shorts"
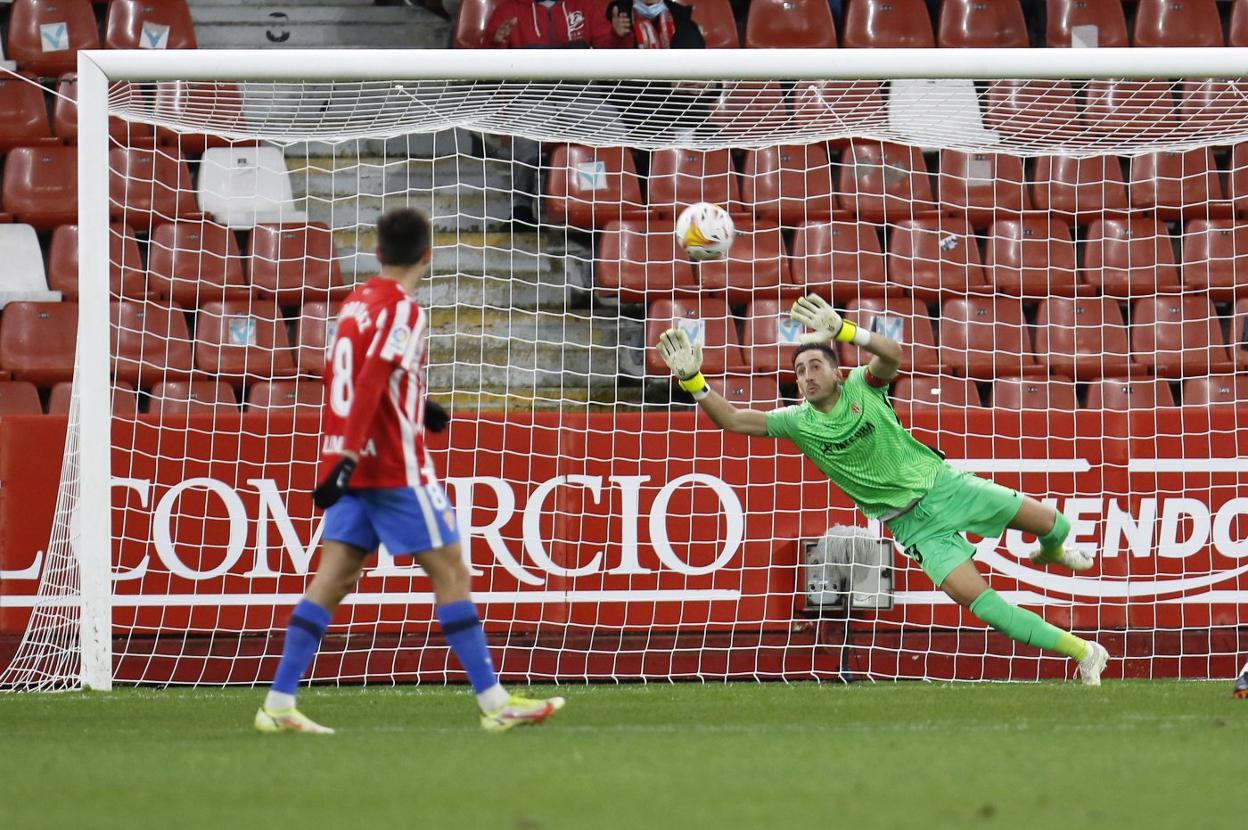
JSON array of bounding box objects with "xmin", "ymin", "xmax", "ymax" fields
[{"xmin": 322, "ymin": 483, "xmax": 461, "ymax": 557}]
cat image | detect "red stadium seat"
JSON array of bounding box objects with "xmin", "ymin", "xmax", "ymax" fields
[
  {"xmin": 711, "ymin": 375, "xmax": 781, "ymax": 408},
  {"xmin": 991, "ymin": 377, "xmax": 1078, "ymax": 411},
  {"xmin": 109, "ymin": 147, "xmax": 198, "ymax": 229},
  {"xmin": 149, "ymin": 381, "xmax": 239, "ymax": 417},
  {"xmin": 1132, "ymin": 0, "xmax": 1222, "ymax": 47},
  {"xmin": 892, "ymin": 375, "xmax": 981, "ymax": 409},
  {"xmin": 1131, "ymin": 295, "xmax": 1233, "ymax": 379},
  {"xmin": 7, "ymin": 0, "xmax": 100, "ymax": 77},
  {"xmin": 1046, "ymin": 0, "xmax": 1128, "ymax": 47},
  {"xmin": 1227, "ymin": 143, "xmax": 1248, "ymax": 216},
  {"xmin": 647, "ymin": 149, "xmax": 739, "ymax": 218},
  {"xmin": 1233, "ymin": 299, "xmax": 1248, "ymax": 372},
  {"xmin": 938, "ymin": 297, "xmax": 1039, "ymax": 380},
  {"xmin": 1179, "ymin": 80, "xmax": 1248, "ymax": 138},
  {"xmin": 544, "ymin": 145, "xmax": 642, "ymax": 230},
  {"xmin": 296, "ymin": 302, "xmax": 340, "ymax": 377},
  {"xmin": 0, "ymin": 381, "xmax": 42, "ymax": 415},
  {"xmin": 248, "ymin": 223, "xmax": 346, "ymax": 304},
  {"xmin": 453, "ymin": 0, "xmax": 501, "ymax": 48},
  {"xmin": 938, "ymin": 0, "xmax": 1028, "ymax": 47},
  {"xmin": 2, "ymin": 146, "xmax": 78, "ymax": 229},
  {"xmin": 1083, "ymin": 80, "xmax": 1177, "ymax": 140},
  {"xmin": 246, "ymin": 380, "xmax": 324, "ymax": 414},
  {"xmin": 886, "ymin": 216, "xmax": 987, "ymax": 301},
  {"xmin": 595, "ymin": 219, "xmax": 697, "ymax": 302},
  {"xmin": 1030, "ymin": 155, "xmax": 1128, "ymax": 217},
  {"xmin": 836, "ymin": 140, "xmax": 934, "ymax": 221},
  {"xmin": 110, "ymin": 301, "xmax": 194, "ymax": 387},
  {"xmin": 194, "ymin": 301, "xmax": 296, "ymax": 383},
  {"xmin": 744, "ymin": 298, "xmax": 811, "ymax": 378},
  {"xmin": 1129, "ymin": 149, "xmax": 1225, "ymax": 218},
  {"xmin": 707, "ymin": 82, "xmax": 790, "ymax": 134},
  {"xmin": 790, "ymin": 220, "xmax": 889, "ymax": 303},
  {"xmin": 985, "ymin": 216, "xmax": 1077, "ymax": 297},
  {"xmin": 48, "ymin": 380, "xmax": 138, "ymax": 415},
  {"xmin": 153, "ymin": 82, "xmax": 247, "ymax": 152},
  {"xmin": 745, "ymin": 0, "xmax": 837, "ymax": 47},
  {"xmin": 842, "ymin": 0, "xmax": 934, "ymax": 47},
  {"xmin": 105, "ymin": 0, "xmax": 197, "ymax": 49},
  {"xmin": 790, "ymin": 82, "xmax": 886, "ymax": 137},
  {"xmin": 645, "ymin": 298, "xmax": 745, "ymax": 376},
  {"xmin": 47, "ymin": 224, "xmax": 148, "ymax": 300},
  {"xmin": 983, "ymin": 81, "xmax": 1080, "ymax": 146},
  {"xmin": 698, "ymin": 224, "xmax": 794, "ymax": 303},
  {"xmin": 0, "ymin": 77, "xmax": 53, "ymax": 152},
  {"xmin": 842, "ymin": 296, "xmax": 939, "ymax": 374},
  {"xmin": 52, "ymin": 76, "xmax": 155, "ymax": 145},
  {"xmin": 1086, "ymin": 378, "xmax": 1176, "ymax": 410},
  {"xmin": 147, "ymin": 221, "xmax": 250, "ymax": 307},
  {"xmin": 1082, "ymin": 217, "xmax": 1181, "ymax": 298},
  {"xmin": 683, "ymin": 0, "xmax": 740, "ymax": 48},
  {"xmin": 1183, "ymin": 219, "xmax": 1248, "ymax": 301},
  {"xmin": 1233, "ymin": 0, "xmax": 1248, "ymax": 45},
  {"xmin": 1183, "ymin": 375, "xmax": 1248, "ymax": 406},
  {"xmin": 938, "ymin": 151, "xmax": 1029, "ymax": 223},
  {"xmin": 0, "ymin": 301, "xmax": 77, "ymax": 385},
  {"xmin": 741, "ymin": 145, "xmax": 835, "ymax": 225},
  {"xmin": 1036, "ymin": 297, "xmax": 1132, "ymax": 381}
]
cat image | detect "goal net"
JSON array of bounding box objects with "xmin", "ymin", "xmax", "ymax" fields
[{"xmin": 3, "ymin": 48, "xmax": 1247, "ymax": 691}]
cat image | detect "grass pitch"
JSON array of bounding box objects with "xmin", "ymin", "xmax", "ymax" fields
[{"xmin": 0, "ymin": 681, "xmax": 1240, "ymax": 829}]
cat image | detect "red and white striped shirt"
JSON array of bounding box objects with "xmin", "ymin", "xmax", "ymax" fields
[{"xmin": 318, "ymin": 277, "xmax": 434, "ymax": 489}]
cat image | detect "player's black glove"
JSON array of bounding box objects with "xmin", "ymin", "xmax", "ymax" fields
[
  {"xmin": 313, "ymin": 455, "xmax": 357, "ymax": 509},
  {"xmin": 425, "ymin": 400, "xmax": 449, "ymax": 434}
]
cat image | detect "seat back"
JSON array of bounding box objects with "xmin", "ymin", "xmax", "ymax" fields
[
  {"xmin": 938, "ymin": 150, "xmax": 1029, "ymax": 221},
  {"xmin": 0, "ymin": 76, "xmax": 52, "ymax": 151},
  {"xmin": 194, "ymin": 301, "xmax": 296, "ymax": 382},
  {"xmin": 1030, "ymin": 155, "xmax": 1128, "ymax": 216},
  {"xmin": 939, "ymin": 297, "xmax": 1036, "ymax": 380},
  {"xmin": 147, "ymin": 221, "xmax": 249, "ymax": 306},
  {"xmin": 53, "ymin": 76, "xmax": 155, "ymax": 145},
  {"xmin": 0, "ymin": 224, "xmax": 51, "ymax": 295},
  {"xmin": 1086, "ymin": 378, "xmax": 1176, "ymax": 410},
  {"xmin": 714, "ymin": 375, "xmax": 782, "ymax": 408},
  {"xmin": 1036, "ymin": 297, "xmax": 1131, "ymax": 380},
  {"xmin": 1082, "ymin": 217, "xmax": 1181, "ymax": 297},
  {"xmin": 109, "ymin": 147, "xmax": 197, "ymax": 229},
  {"xmin": 683, "ymin": 0, "xmax": 740, "ymax": 47},
  {"xmin": 1046, "ymin": 0, "xmax": 1128, "ymax": 47},
  {"xmin": 745, "ymin": 0, "xmax": 837, "ymax": 47},
  {"xmin": 983, "ymin": 81, "xmax": 1080, "ymax": 145},
  {"xmin": 938, "ymin": 0, "xmax": 1028, "ymax": 47},
  {"xmin": 791, "ymin": 81, "xmax": 886, "ymax": 133},
  {"xmin": 105, "ymin": 0, "xmax": 197, "ymax": 49},
  {"xmin": 544, "ymin": 145, "xmax": 643, "ymax": 230},
  {"xmin": 3, "ymin": 146, "xmax": 78, "ymax": 229},
  {"xmin": 48, "ymin": 224, "xmax": 147, "ymax": 300},
  {"xmin": 886, "ymin": 216, "xmax": 986, "ymax": 301},
  {"xmin": 698, "ymin": 224, "xmax": 791, "ymax": 302},
  {"xmin": 1182, "ymin": 218, "xmax": 1248, "ymax": 301},
  {"xmin": 595, "ymin": 219, "xmax": 696, "ymax": 302},
  {"xmin": 1084, "ymin": 80, "xmax": 1177, "ymax": 139},
  {"xmin": 645, "ymin": 298, "xmax": 743, "ymax": 376},
  {"xmin": 246, "ymin": 380, "xmax": 324, "ymax": 414},
  {"xmin": 647, "ymin": 148, "xmax": 738, "ymax": 217},
  {"xmin": 197, "ymin": 147, "xmax": 302, "ymax": 229},
  {"xmin": 153, "ymin": 82, "xmax": 246, "ymax": 152},
  {"xmin": 842, "ymin": 0, "xmax": 934, "ymax": 47},
  {"xmin": 843, "ymin": 296, "xmax": 938, "ymax": 373},
  {"xmin": 48, "ymin": 380, "xmax": 138, "ymax": 415},
  {"xmin": 453, "ymin": 0, "xmax": 501, "ymax": 48},
  {"xmin": 790, "ymin": 220, "xmax": 888, "ymax": 303},
  {"xmin": 744, "ymin": 299, "xmax": 810, "ymax": 377},
  {"xmin": 8, "ymin": 0, "xmax": 100, "ymax": 76},
  {"xmin": 1133, "ymin": 0, "xmax": 1222, "ymax": 47},
  {"xmin": 0, "ymin": 381, "xmax": 42, "ymax": 415},
  {"xmin": 248, "ymin": 223, "xmax": 344, "ymax": 303},
  {"xmin": 986, "ymin": 217, "xmax": 1077, "ymax": 297},
  {"xmin": 892, "ymin": 375, "xmax": 980, "ymax": 409},
  {"xmin": 0, "ymin": 301, "xmax": 77, "ymax": 385},
  {"xmin": 741, "ymin": 144, "xmax": 834, "ymax": 225},
  {"xmin": 296, "ymin": 302, "xmax": 340, "ymax": 377},
  {"xmin": 150, "ymin": 381, "xmax": 240, "ymax": 416},
  {"xmin": 1131, "ymin": 295, "xmax": 1232, "ymax": 378},
  {"xmin": 1233, "ymin": 0, "xmax": 1248, "ymax": 45},
  {"xmin": 1183, "ymin": 375, "xmax": 1248, "ymax": 406},
  {"xmin": 1129, "ymin": 149, "xmax": 1223, "ymax": 217},
  {"xmin": 992, "ymin": 378, "xmax": 1078, "ymax": 411},
  {"xmin": 110, "ymin": 301, "xmax": 194, "ymax": 387},
  {"xmin": 836, "ymin": 140, "xmax": 934, "ymax": 221}
]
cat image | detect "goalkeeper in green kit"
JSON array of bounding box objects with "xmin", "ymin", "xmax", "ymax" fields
[{"xmin": 656, "ymin": 294, "xmax": 1110, "ymax": 684}]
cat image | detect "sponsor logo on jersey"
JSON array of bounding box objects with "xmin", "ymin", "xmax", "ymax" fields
[{"xmin": 821, "ymin": 420, "xmax": 875, "ymax": 455}]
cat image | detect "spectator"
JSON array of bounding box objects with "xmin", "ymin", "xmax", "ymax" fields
[
  {"xmin": 605, "ymin": 0, "xmax": 706, "ymax": 49},
  {"xmin": 485, "ymin": 0, "xmax": 628, "ymax": 48}
]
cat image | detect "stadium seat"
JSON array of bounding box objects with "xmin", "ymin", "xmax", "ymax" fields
[
  {"xmin": 842, "ymin": 0, "xmax": 934, "ymax": 47},
  {"xmin": 194, "ymin": 301, "xmax": 297, "ymax": 383},
  {"xmin": 153, "ymin": 82, "xmax": 247, "ymax": 152},
  {"xmin": 110, "ymin": 300, "xmax": 194, "ymax": 387},
  {"xmin": 842, "ymin": 296, "xmax": 939, "ymax": 374},
  {"xmin": 1228, "ymin": 143, "xmax": 1248, "ymax": 216},
  {"xmin": 698, "ymin": 224, "xmax": 793, "ymax": 303},
  {"xmin": 109, "ymin": 147, "xmax": 198, "ymax": 229},
  {"xmin": 991, "ymin": 377, "xmax": 1079, "ymax": 411},
  {"xmin": 1030, "ymin": 155, "xmax": 1128, "ymax": 217},
  {"xmin": 0, "ymin": 77, "xmax": 52, "ymax": 152},
  {"xmin": 790, "ymin": 220, "xmax": 889, "ymax": 303},
  {"xmin": 105, "ymin": 0, "xmax": 197, "ymax": 50},
  {"xmin": 745, "ymin": 0, "xmax": 837, "ymax": 48},
  {"xmin": 1045, "ymin": 0, "xmax": 1128, "ymax": 47},
  {"xmin": 248, "ymin": 223, "xmax": 346, "ymax": 304},
  {"xmin": 1129, "ymin": 149, "xmax": 1225, "ymax": 218},
  {"xmin": 595, "ymin": 219, "xmax": 697, "ymax": 302},
  {"xmin": 711, "ymin": 375, "xmax": 781, "ymax": 408},
  {"xmin": 985, "ymin": 217, "xmax": 1078, "ymax": 297},
  {"xmin": 647, "ymin": 149, "xmax": 739, "ymax": 218},
  {"xmin": 2, "ymin": 146, "xmax": 77, "ymax": 229},
  {"xmin": 1083, "ymin": 80, "xmax": 1177, "ymax": 140},
  {"xmin": 149, "ymin": 381, "xmax": 240, "ymax": 417},
  {"xmin": 938, "ymin": 151, "xmax": 1029, "ymax": 223},
  {"xmin": 0, "ymin": 301, "xmax": 76, "ymax": 385},
  {"xmin": 1183, "ymin": 375, "xmax": 1248, "ymax": 406},
  {"xmin": 0, "ymin": 224, "xmax": 56, "ymax": 303},
  {"xmin": 296, "ymin": 302, "xmax": 340, "ymax": 377},
  {"xmin": 246, "ymin": 380, "xmax": 324, "ymax": 414},
  {"xmin": 1082, "ymin": 217, "xmax": 1181, "ymax": 297},
  {"xmin": 707, "ymin": 82, "xmax": 789, "ymax": 134},
  {"xmin": 1132, "ymin": 0, "xmax": 1222, "ymax": 47},
  {"xmin": 452, "ymin": 0, "xmax": 501, "ymax": 48},
  {"xmin": 1233, "ymin": 0, "xmax": 1248, "ymax": 45},
  {"xmin": 47, "ymin": 224, "xmax": 148, "ymax": 300},
  {"xmin": 52, "ymin": 76, "xmax": 155, "ymax": 145},
  {"xmin": 741, "ymin": 145, "xmax": 835, "ymax": 225},
  {"xmin": 790, "ymin": 81, "xmax": 886, "ymax": 137},
  {"xmin": 1179, "ymin": 80, "xmax": 1248, "ymax": 137},
  {"xmin": 937, "ymin": 0, "xmax": 1028, "ymax": 47},
  {"xmin": 938, "ymin": 297, "xmax": 1040, "ymax": 380},
  {"xmin": 0, "ymin": 381, "xmax": 42, "ymax": 415},
  {"xmin": 744, "ymin": 298, "xmax": 811, "ymax": 378},
  {"xmin": 7, "ymin": 0, "xmax": 100, "ymax": 77},
  {"xmin": 1036, "ymin": 297, "xmax": 1132, "ymax": 381},
  {"xmin": 147, "ymin": 221, "xmax": 250, "ymax": 307},
  {"xmin": 886, "ymin": 216, "xmax": 988, "ymax": 301},
  {"xmin": 1233, "ymin": 298, "xmax": 1248, "ymax": 372},
  {"xmin": 48, "ymin": 380, "xmax": 139, "ymax": 415},
  {"xmin": 197, "ymin": 146, "xmax": 303, "ymax": 229},
  {"xmin": 891, "ymin": 375, "xmax": 981, "ymax": 409},
  {"xmin": 544, "ymin": 145, "xmax": 643, "ymax": 230},
  {"xmin": 836, "ymin": 140, "xmax": 935, "ymax": 221},
  {"xmin": 1131, "ymin": 295, "xmax": 1233, "ymax": 379},
  {"xmin": 983, "ymin": 81, "xmax": 1080, "ymax": 146},
  {"xmin": 684, "ymin": 0, "xmax": 740, "ymax": 48},
  {"xmin": 1086, "ymin": 378, "xmax": 1176, "ymax": 410},
  {"xmin": 1183, "ymin": 219, "xmax": 1248, "ymax": 301},
  {"xmin": 645, "ymin": 298, "xmax": 745, "ymax": 376}
]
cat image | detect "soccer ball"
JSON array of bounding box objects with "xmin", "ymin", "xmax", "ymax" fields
[{"xmin": 675, "ymin": 202, "xmax": 735, "ymax": 261}]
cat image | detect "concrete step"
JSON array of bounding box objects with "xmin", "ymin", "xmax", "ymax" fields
[
  {"xmin": 191, "ymin": 5, "xmax": 448, "ymax": 49},
  {"xmin": 192, "ymin": 0, "xmax": 378, "ymax": 6}
]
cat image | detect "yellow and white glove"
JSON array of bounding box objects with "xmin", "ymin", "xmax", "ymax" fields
[
  {"xmin": 657, "ymin": 328, "xmax": 710, "ymax": 400},
  {"xmin": 791, "ymin": 293, "xmax": 871, "ymax": 346}
]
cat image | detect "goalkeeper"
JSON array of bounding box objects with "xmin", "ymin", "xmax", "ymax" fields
[{"xmin": 656, "ymin": 295, "xmax": 1110, "ymax": 684}]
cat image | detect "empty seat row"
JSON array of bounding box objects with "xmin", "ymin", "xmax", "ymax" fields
[
  {"xmin": 892, "ymin": 375, "xmax": 1248, "ymax": 411},
  {"xmin": 0, "ymin": 378, "xmax": 324, "ymax": 416}
]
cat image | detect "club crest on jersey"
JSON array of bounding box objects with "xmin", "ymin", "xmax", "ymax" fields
[{"xmin": 851, "ymin": 403, "xmax": 861, "ymax": 414}]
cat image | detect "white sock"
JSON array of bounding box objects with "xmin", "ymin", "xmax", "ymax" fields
[
  {"xmin": 476, "ymin": 683, "xmax": 509, "ymax": 714},
  {"xmin": 265, "ymin": 690, "xmax": 296, "ymax": 712}
]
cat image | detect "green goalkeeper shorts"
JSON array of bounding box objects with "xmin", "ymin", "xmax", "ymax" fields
[{"xmin": 885, "ymin": 464, "xmax": 1023, "ymax": 587}]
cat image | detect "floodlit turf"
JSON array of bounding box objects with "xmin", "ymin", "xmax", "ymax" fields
[{"xmin": 0, "ymin": 681, "xmax": 1241, "ymax": 829}]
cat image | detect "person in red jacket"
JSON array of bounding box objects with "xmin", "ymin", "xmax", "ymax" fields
[{"xmin": 485, "ymin": 0, "xmax": 630, "ymax": 48}]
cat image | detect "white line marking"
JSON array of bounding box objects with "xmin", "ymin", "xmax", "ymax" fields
[
  {"xmin": 0, "ymin": 590, "xmax": 742, "ymax": 609},
  {"xmin": 947, "ymin": 459, "xmax": 1091, "ymax": 474},
  {"xmin": 1128, "ymin": 458, "xmax": 1248, "ymax": 473}
]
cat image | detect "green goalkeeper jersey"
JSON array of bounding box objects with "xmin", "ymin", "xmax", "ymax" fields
[{"xmin": 765, "ymin": 367, "xmax": 945, "ymax": 519}]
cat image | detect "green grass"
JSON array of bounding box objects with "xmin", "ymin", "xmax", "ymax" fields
[{"xmin": 0, "ymin": 681, "xmax": 1242, "ymax": 829}]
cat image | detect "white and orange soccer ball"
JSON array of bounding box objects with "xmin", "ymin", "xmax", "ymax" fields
[{"xmin": 675, "ymin": 202, "xmax": 735, "ymax": 261}]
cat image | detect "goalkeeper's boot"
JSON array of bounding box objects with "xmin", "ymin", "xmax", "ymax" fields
[
  {"xmin": 1077, "ymin": 641, "xmax": 1110, "ymax": 687},
  {"xmin": 1233, "ymin": 671, "xmax": 1248, "ymax": 700},
  {"xmin": 480, "ymin": 693, "xmax": 566, "ymax": 733},
  {"xmin": 254, "ymin": 706, "xmax": 335, "ymax": 735},
  {"xmin": 1029, "ymin": 543, "xmax": 1095, "ymax": 572}
]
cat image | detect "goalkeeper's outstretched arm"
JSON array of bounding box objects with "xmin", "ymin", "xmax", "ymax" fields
[
  {"xmin": 790, "ymin": 294, "xmax": 902, "ymax": 382},
  {"xmin": 655, "ymin": 329, "xmax": 769, "ymax": 437}
]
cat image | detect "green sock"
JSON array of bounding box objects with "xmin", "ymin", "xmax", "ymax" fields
[
  {"xmin": 1038, "ymin": 510, "xmax": 1071, "ymax": 554},
  {"xmin": 968, "ymin": 589, "xmax": 1089, "ymax": 660}
]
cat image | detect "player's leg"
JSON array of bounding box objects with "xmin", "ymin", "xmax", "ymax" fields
[
  {"xmin": 1233, "ymin": 658, "xmax": 1248, "ymax": 699},
  {"xmin": 1008, "ymin": 495, "xmax": 1094, "ymax": 572}
]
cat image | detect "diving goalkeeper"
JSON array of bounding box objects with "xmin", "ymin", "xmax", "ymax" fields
[{"xmin": 656, "ymin": 295, "xmax": 1110, "ymax": 685}]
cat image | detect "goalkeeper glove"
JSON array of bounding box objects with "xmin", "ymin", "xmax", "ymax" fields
[
  {"xmin": 313, "ymin": 456, "xmax": 357, "ymax": 509},
  {"xmin": 791, "ymin": 293, "xmax": 871, "ymax": 346},
  {"xmin": 425, "ymin": 400, "xmax": 449, "ymax": 433},
  {"xmin": 656, "ymin": 328, "xmax": 710, "ymax": 400}
]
